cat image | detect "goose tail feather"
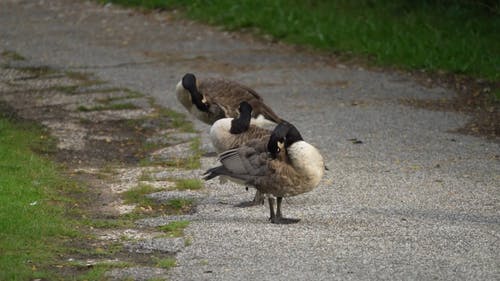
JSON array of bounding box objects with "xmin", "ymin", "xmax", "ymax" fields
[{"xmin": 203, "ymin": 166, "xmax": 227, "ymax": 181}]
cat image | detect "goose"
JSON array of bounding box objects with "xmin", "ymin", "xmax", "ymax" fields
[
  {"xmin": 210, "ymin": 101, "xmax": 271, "ymax": 154},
  {"xmin": 203, "ymin": 122, "xmax": 325, "ymax": 224},
  {"xmin": 210, "ymin": 101, "xmax": 273, "ymax": 206},
  {"xmin": 175, "ymin": 73, "xmax": 283, "ymax": 129}
]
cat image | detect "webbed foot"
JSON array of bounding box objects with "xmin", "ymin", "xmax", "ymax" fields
[
  {"xmin": 268, "ymin": 196, "xmax": 299, "ymax": 224},
  {"xmin": 269, "ymin": 216, "xmax": 301, "ymax": 224}
]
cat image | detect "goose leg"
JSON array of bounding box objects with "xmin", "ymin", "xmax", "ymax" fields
[
  {"xmin": 252, "ymin": 190, "xmax": 265, "ymax": 205},
  {"xmin": 235, "ymin": 190, "xmax": 265, "ymax": 208},
  {"xmin": 275, "ymin": 197, "xmax": 284, "ymax": 218},
  {"xmin": 270, "ymin": 197, "xmax": 300, "ymax": 224},
  {"xmin": 268, "ymin": 197, "xmax": 276, "ymax": 221}
]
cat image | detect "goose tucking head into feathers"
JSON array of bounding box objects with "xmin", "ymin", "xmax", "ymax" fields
[
  {"xmin": 203, "ymin": 122, "xmax": 325, "ymax": 224},
  {"xmin": 175, "ymin": 73, "xmax": 285, "ymax": 128}
]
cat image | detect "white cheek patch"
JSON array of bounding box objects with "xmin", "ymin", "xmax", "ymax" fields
[
  {"xmin": 175, "ymin": 80, "xmax": 183, "ymax": 92},
  {"xmin": 277, "ymin": 141, "xmax": 285, "ymax": 151},
  {"xmin": 175, "ymin": 81, "xmax": 193, "ymax": 108}
]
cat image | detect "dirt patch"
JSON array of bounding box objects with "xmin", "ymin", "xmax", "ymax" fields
[
  {"xmin": 0, "ymin": 51, "xmax": 202, "ymax": 279},
  {"xmin": 294, "ymin": 43, "xmax": 500, "ymax": 139},
  {"xmin": 397, "ymin": 70, "xmax": 499, "ymax": 139},
  {"xmin": 56, "ymin": 118, "xmax": 153, "ymax": 166}
]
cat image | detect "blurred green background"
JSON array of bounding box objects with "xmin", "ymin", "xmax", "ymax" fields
[{"xmin": 103, "ymin": 0, "xmax": 500, "ymax": 82}]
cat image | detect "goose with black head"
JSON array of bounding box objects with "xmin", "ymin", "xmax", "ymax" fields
[
  {"xmin": 175, "ymin": 73, "xmax": 283, "ymax": 129},
  {"xmin": 209, "ymin": 101, "xmax": 274, "ymax": 206},
  {"xmin": 203, "ymin": 122, "xmax": 325, "ymax": 224}
]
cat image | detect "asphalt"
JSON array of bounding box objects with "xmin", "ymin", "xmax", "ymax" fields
[{"xmin": 1, "ymin": 0, "xmax": 499, "ymax": 280}]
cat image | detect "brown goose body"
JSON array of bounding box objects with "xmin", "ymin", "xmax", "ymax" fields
[
  {"xmin": 175, "ymin": 74, "xmax": 283, "ymax": 127},
  {"xmin": 211, "ymin": 124, "xmax": 270, "ymax": 154},
  {"xmin": 210, "ymin": 117, "xmax": 271, "ymax": 154},
  {"xmin": 209, "ymin": 102, "xmax": 272, "ymax": 206},
  {"xmin": 204, "ymin": 122, "xmax": 325, "ymax": 224},
  {"xmin": 212, "ymin": 139, "xmax": 323, "ymax": 197}
]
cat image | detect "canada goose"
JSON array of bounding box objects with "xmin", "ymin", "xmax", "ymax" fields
[
  {"xmin": 210, "ymin": 101, "xmax": 271, "ymax": 154},
  {"xmin": 210, "ymin": 101, "xmax": 272, "ymax": 206},
  {"xmin": 203, "ymin": 122, "xmax": 325, "ymax": 224},
  {"xmin": 175, "ymin": 73, "xmax": 283, "ymax": 128}
]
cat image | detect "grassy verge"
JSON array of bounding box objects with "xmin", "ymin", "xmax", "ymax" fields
[
  {"xmin": 0, "ymin": 113, "xmax": 80, "ymax": 280},
  {"xmin": 173, "ymin": 178, "xmax": 203, "ymax": 190},
  {"xmin": 157, "ymin": 220, "xmax": 190, "ymax": 237},
  {"xmin": 122, "ymin": 184, "xmax": 195, "ymax": 216},
  {"xmin": 102, "ymin": 0, "xmax": 499, "ymax": 83},
  {"xmin": 77, "ymin": 102, "xmax": 139, "ymax": 112}
]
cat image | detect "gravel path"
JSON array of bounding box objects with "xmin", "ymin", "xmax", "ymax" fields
[{"xmin": 1, "ymin": 1, "xmax": 498, "ymax": 280}]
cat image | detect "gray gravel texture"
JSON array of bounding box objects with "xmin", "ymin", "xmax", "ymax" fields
[{"xmin": 1, "ymin": 0, "xmax": 498, "ymax": 280}]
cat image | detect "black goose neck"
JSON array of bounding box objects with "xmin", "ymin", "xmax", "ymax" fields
[
  {"xmin": 284, "ymin": 124, "xmax": 303, "ymax": 147},
  {"xmin": 267, "ymin": 122, "xmax": 303, "ymax": 158},
  {"xmin": 230, "ymin": 102, "xmax": 252, "ymax": 134},
  {"xmin": 182, "ymin": 73, "xmax": 208, "ymax": 112}
]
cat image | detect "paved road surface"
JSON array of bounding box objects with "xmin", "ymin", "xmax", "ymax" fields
[{"xmin": 1, "ymin": 0, "xmax": 498, "ymax": 280}]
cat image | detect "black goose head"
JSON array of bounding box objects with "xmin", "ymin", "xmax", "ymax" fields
[
  {"xmin": 267, "ymin": 122, "xmax": 304, "ymax": 158},
  {"xmin": 238, "ymin": 100, "xmax": 253, "ymax": 114},
  {"xmin": 182, "ymin": 73, "xmax": 196, "ymax": 91},
  {"xmin": 230, "ymin": 101, "xmax": 252, "ymax": 134},
  {"xmin": 181, "ymin": 73, "xmax": 208, "ymax": 112}
]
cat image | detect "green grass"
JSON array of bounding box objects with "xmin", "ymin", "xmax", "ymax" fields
[
  {"xmin": 0, "ymin": 115, "xmax": 80, "ymax": 280},
  {"xmin": 130, "ymin": 107, "xmax": 195, "ymax": 134},
  {"xmin": 157, "ymin": 108, "xmax": 196, "ymax": 133},
  {"xmin": 64, "ymin": 71, "xmax": 96, "ymax": 82},
  {"xmin": 122, "ymin": 184, "xmax": 194, "ymax": 215},
  {"xmin": 122, "ymin": 184, "xmax": 159, "ymax": 206},
  {"xmin": 73, "ymin": 261, "xmax": 131, "ymax": 281},
  {"xmin": 1, "ymin": 50, "xmax": 26, "ymax": 61},
  {"xmin": 494, "ymin": 89, "xmax": 500, "ymax": 101},
  {"xmin": 10, "ymin": 65, "xmax": 56, "ymax": 77},
  {"xmin": 157, "ymin": 220, "xmax": 190, "ymax": 237},
  {"xmin": 155, "ymin": 257, "xmax": 177, "ymax": 269},
  {"xmin": 141, "ymin": 137, "xmax": 202, "ymax": 169},
  {"xmin": 165, "ymin": 198, "xmax": 194, "ymax": 211},
  {"xmin": 103, "ymin": 0, "xmax": 500, "ymax": 81},
  {"xmin": 95, "ymin": 93, "xmax": 143, "ymax": 104},
  {"xmin": 167, "ymin": 140, "xmax": 202, "ymax": 169},
  {"xmin": 84, "ymin": 218, "xmax": 135, "ymax": 229},
  {"xmin": 174, "ymin": 178, "xmax": 203, "ymax": 190},
  {"xmin": 77, "ymin": 102, "xmax": 139, "ymax": 112}
]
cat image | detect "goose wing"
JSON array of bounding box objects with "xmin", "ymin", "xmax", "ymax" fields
[
  {"xmin": 200, "ymin": 78, "xmax": 263, "ymax": 101},
  {"xmin": 246, "ymin": 99, "xmax": 283, "ymax": 124},
  {"xmin": 227, "ymin": 125, "xmax": 271, "ymax": 150},
  {"xmin": 199, "ymin": 79, "xmax": 282, "ymax": 123},
  {"xmin": 221, "ymin": 143, "xmax": 269, "ymax": 175},
  {"xmin": 204, "ymin": 139, "xmax": 270, "ymax": 182}
]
